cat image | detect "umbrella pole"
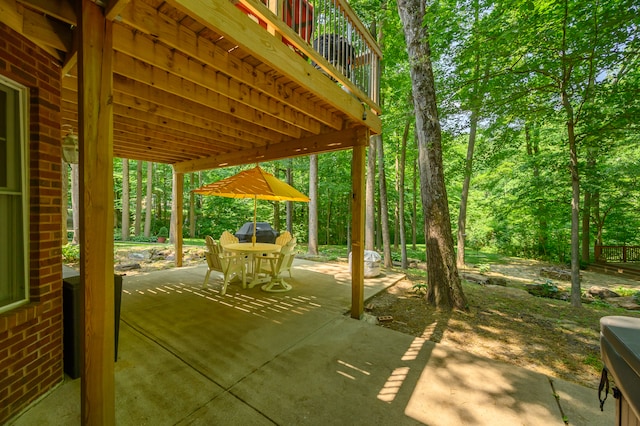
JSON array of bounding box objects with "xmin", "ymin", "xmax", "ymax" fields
[{"xmin": 252, "ymin": 196, "xmax": 257, "ymax": 246}]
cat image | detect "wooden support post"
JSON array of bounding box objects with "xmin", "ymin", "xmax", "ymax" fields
[
  {"xmin": 78, "ymin": 0, "xmax": 115, "ymax": 423},
  {"xmin": 173, "ymin": 168, "xmax": 184, "ymax": 267},
  {"xmin": 351, "ymin": 135, "xmax": 367, "ymax": 319}
]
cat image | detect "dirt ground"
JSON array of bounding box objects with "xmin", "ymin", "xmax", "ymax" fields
[
  {"xmin": 106, "ymin": 247, "xmax": 640, "ymax": 389},
  {"xmin": 367, "ymin": 258, "xmax": 640, "ymax": 389}
]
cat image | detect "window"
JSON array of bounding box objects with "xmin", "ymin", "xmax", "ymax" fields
[{"xmin": 0, "ymin": 76, "xmax": 29, "ymax": 313}]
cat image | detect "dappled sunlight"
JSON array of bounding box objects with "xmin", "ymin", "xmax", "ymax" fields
[
  {"xmin": 377, "ymin": 367, "xmax": 410, "ymax": 403},
  {"xmin": 123, "ymin": 280, "xmax": 322, "ymax": 324},
  {"xmin": 336, "ymin": 359, "xmax": 372, "ymax": 381}
]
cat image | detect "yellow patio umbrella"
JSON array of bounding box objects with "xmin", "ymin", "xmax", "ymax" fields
[{"xmin": 193, "ymin": 165, "xmax": 310, "ymax": 245}]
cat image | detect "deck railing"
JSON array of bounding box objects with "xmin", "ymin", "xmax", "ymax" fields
[
  {"xmin": 237, "ymin": 0, "xmax": 382, "ymax": 114},
  {"xmin": 595, "ymin": 245, "xmax": 640, "ymax": 263}
]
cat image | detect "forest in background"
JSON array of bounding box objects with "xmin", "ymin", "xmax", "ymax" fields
[{"xmin": 64, "ymin": 0, "xmax": 639, "ymax": 267}]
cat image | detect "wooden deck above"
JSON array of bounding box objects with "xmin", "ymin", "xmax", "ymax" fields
[{"xmin": 2, "ymin": 0, "xmax": 381, "ymax": 172}]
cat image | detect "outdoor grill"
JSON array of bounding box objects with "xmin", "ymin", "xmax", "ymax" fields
[{"xmin": 235, "ymin": 222, "xmax": 279, "ymax": 244}]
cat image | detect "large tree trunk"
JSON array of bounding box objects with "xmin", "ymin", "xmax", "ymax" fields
[
  {"xmin": 308, "ymin": 154, "xmax": 318, "ymax": 255},
  {"xmin": 121, "ymin": 159, "xmax": 130, "ymax": 241},
  {"xmin": 135, "ymin": 160, "xmax": 143, "ymax": 236},
  {"xmin": 375, "ymin": 134, "xmax": 393, "ymax": 268},
  {"xmin": 562, "ymin": 90, "xmax": 582, "ymax": 308},
  {"xmin": 398, "ymin": 0, "xmax": 468, "ymax": 311},
  {"xmin": 365, "ymin": 136, "xmax": 376, "ymax": 250},
  {"xmin": 399, "ymin": 121, "xmax": 410, "ymax": 269},
  {"xmin": 144, "ymin": 162, "xmax": 153, "ymax": 237}
]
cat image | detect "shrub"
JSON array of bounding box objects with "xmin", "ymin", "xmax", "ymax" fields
[
  {"xmin": 157, "ymin": 226, "xmax": 169, "ymax": 238},
  {"xmin": 62, "ymin": 244, "xmax": 80, "ymax": 263}
]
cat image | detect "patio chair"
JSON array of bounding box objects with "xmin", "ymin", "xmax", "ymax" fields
[
  {"xmin": 219, "ymin": 230, "xmax": 239, "ymax": 248},
  {"xmin": 275, "ymin": 230, "xmax": 293, "ymax": 247},
  {"xmin": 203, "ymin": 235, "xmax": 247, "ymax": 294},
  {"xmin": 203, "ymin": 236, "xmax": 223, "ymax": 288},
  {"xmin": 218, "ymin": 252, "xmax": 247, "ymax": 295},
  {"xmin": 259, "ymin": 239, "xmax": 296, "ymax": 292}
]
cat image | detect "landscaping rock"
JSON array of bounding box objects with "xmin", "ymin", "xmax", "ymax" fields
[
  {"xmin": 115, "ymin": 263, "xmax": 141, "ymax": 271},
  {"xmin": 488, "ymin": 277, "xmax": 508, "ymax": 286},
  {"xmin": 540, "ymin": 267, "xmax": 574, "ymax": 281},
  {"xmin": 462, "ymin": 273, "xmax": 489, "ymax": 285},
  {"xmin": 524, "ymin": 283, "xmax": 569, "ymax": 301},
  {"xmin": 587, "ymin": 286, "xmax": 620, "ymax": 299},
  {"xmin": 605, "ymin": 296, "xmax": 640, "ymax": 311}
]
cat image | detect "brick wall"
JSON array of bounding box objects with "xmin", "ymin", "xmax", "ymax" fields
[{"xmin": 0, "ymin": 22, "xmax": 64, "ymax": 423}]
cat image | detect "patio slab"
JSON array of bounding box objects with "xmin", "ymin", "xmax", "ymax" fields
[{"xmin": 9, "ymin": 260, "xmax": 612, "ymax": 425}]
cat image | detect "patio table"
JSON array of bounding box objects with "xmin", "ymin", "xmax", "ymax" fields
[{"xmin": 223, "ymin": 242, "xmax": 281, "ymax": 288}]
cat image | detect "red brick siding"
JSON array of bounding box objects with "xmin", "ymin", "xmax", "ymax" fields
[{"xmin": 0, "ymin": 22, "xmax": 64, "ymax": 424}]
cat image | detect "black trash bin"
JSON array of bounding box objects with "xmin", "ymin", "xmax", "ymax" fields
[{"xmin": 62, "ymin": 274, "xmax": 123, "ymax": 379}]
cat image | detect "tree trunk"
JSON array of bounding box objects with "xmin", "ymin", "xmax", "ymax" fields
[
  {"xmin": 189, "ymin": 172, "xmax": 196, "ymax": 238},
  {"xmin": 365, "ymin": 136, "xmax": 376, "ymax": 250},
  {"xmin": 121, "ymin": 159, "xmax": 130, "ymax": 241},
  {"xmin": 376, "ymin": 134, "xmax": 393, "ymax": 268},
  {"xmin": 71, "ymin": 163, "xmax": 80, "ymax": 244},
  {"xmin": 582, "ymin": 148, "xmax": 596, "ymax": 263},
  {"xmin": 308, "ymin": 154, "xmax": 318, "ymax": 255},
  {"xmin": 144, "ymin": 162, "xmax": 153, "ymax": 237},
  {"xmin": 412, "ymin": 156, "xmax": 417, "ymax": 249},
  {"xmin": 62, "ymin": 161, "xmax": 68, "ymax": 244},
  {"xmin": 456, "ymin": 107, "xmax": 477, "ymax": 268},
  {"xmin": 399, "ymin": 120, "xmax": 410, "ymax": 269},
  {"xmin": 582, "ymin": 191, "xmax": 591, "ymax": 263},
  {"xmin": 286, "ymin": 161, "xmax": 293, "ymax": 233},
  {"xmin": 135, "ymin": 160, "xmax": 143, "ymax": 236},
  {"xmin": 397, "ymin": 0, "xmax": 468, "ymax": 311},
  {"xmin": 562, "ymin": 89, "xmax": 582, "ymax": 308}
]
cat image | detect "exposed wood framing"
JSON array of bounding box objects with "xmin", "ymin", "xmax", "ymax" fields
[
  {"xmin": 78, "ymin": 0, "xmax": 115, "ymax": 423},
  {"xmin": 350, "ymin": 134, "xmax": 367, "ymax": 319}
]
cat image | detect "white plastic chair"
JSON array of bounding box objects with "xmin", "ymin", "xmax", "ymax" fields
[
  {"xmin": 259, "ymin": 240, "xmax": 296, "ymax": 292},
  {"xmin": 219, "ymin": 230, "xmax": 239, "ymax": 248}
]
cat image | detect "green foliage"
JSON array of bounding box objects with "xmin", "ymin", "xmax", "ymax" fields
[
  {"xmin": 62, "ymin": 244, "xmax": 80, "ymax": 263},
  {"xmin": 478, "ymin": 264, "xmax": 491, "ymax": 274},
  {"xmin": 538, "ymin": 280, "xmax": 559, "ymax": 297},
  {"xmin": 130, "ymin": 235, "xmax": 157, "ymax": 243},
  {"xmin": 157, "ymin": 226, "xmax": 169, "ymax": 238}
]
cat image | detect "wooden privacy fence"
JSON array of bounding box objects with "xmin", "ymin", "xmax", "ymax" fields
[{"xmin": 595, "ymin": 245, "xmax": 640, "ymax": 263}]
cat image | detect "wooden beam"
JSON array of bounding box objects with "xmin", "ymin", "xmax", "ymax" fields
[
  {"xmin": 78, "ymin": 0, "xmax": 115, "ymax": 423},
  {"xmin": 119, "ymin": 0, "xmax": 345, "ymax": 131},
  {"xmin": 111, "ymin": 25, "xmax": 318, "ymax": 136},
  {"xmin": 21, "ymin": 6, "xmax": 73, "ymax": 51},
  {"xmin": 350, "ymin": 130, "xmax": 367, "ymax": 319},
  {"xmin": 105, "ymin": 0, "xmax": 130, "ymax": 21},
  {"xmin": 111, "ymin": 50, "xmax": 305, "ymax": 138},
  {"xmin": 172, "ymin": 169, "xmax": 184, "ymax": 267},
  {"xmin": 0, "ymin": 0, "xmax": 63, "ymax": 59},
  {"xmin": 173, "ymin": 127, "xmax": 364, "ymax": 173},
  {"xmin": 170, "ymin": 0, "xmax": 380, "ymax": 133},
  {"xmin": 17, "ymin": 0, "xmax": 76, "ymax": 25}
]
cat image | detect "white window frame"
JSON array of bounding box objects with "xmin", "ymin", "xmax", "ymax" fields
[{"xmin": 0, "ymin": 75, "xmax": 30, "ymax": 314}]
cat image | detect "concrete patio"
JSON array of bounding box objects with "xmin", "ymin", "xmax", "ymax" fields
[{"xmin": 10, "ymin": 259, "xmax": 612, "ymax": 425}]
